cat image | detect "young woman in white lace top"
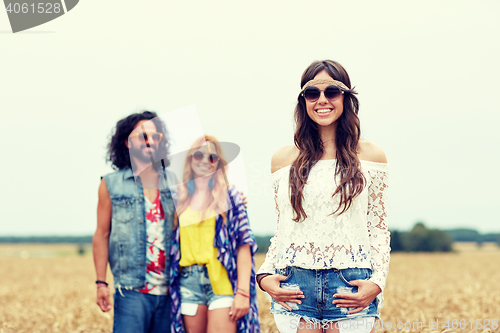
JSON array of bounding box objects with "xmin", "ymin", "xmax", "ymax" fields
[{"xmin": 257, "ymin": 60, "xmax": 390, "ymax": 333}]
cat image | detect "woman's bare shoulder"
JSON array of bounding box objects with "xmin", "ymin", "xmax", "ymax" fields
[
  {"xmin": 358, "ymin": 140, "xmax": 388, "ymax": 163},
  {"xmin": 271, "ymin": 145, "xmax": 299, "ymax": 174}
]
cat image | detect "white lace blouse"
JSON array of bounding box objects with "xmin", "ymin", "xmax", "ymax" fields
[{"xmin": 257, "ymin": 159, "xmax": 390, "ymax": 305}]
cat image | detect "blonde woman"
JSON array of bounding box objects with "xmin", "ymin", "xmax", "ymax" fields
[{"xmin": 169, "ymin": 135, "xmax": 259, "ymax": 333}]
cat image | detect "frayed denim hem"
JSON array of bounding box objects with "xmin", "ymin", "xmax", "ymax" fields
[
  {"xmin": 271, "ymin": 311, "xmax": 378, "ymax": 333},
  {"xmin": 271, "ymin": 308, "xmax": 380, "ymax": 323}
]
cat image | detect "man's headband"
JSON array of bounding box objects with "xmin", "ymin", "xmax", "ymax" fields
[{"xmin": 300, "ymin": 79, "xmax": 350, "ymax": 93}]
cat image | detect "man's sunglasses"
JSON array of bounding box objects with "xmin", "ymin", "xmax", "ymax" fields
[
  {"xmin": 302, "ymin": 85, "xmax": 344, "ymax": 102},
  {"xmin": 129, "ymin": 132, "xmax": 163, "ymax": 143},
  {"xmin": 192, "ymin": 151, "xmax": 220, "ymax": 164}
]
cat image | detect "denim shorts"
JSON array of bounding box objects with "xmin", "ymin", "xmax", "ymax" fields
[
  {"xmin": 179, "ymin": 264, "xmax": 234, "ymax": 315},
  {"xmin": 270, "ymin": 266, "xmax": 379, "ymax": 323}
]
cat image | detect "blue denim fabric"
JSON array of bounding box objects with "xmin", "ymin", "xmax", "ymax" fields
[
  {"xmin": 103, "ymin": 168, "xmax": 176, "ymax": 290},
  {"xmin": 271, "ymin": 267, "xmax": 379, "ymax": 322},
  {"xmin": 113, "ymin": 289, "xmax": 171, "ymax": 333},
  {"xmin": 180, "ymin": 264, "xmax": 234, "ymax": 306}
]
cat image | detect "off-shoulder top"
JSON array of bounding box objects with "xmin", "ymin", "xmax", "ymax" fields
[{"xmin": 257, "ymin": 159, "xmax": 390, "ymax": 307}]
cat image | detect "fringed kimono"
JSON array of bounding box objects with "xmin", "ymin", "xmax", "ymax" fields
[{"xmin": 170, "ymin": 186, "xmax": 260, "ymax": 333}]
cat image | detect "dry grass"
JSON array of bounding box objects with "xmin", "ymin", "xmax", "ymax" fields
[{"xmin": 1, "ymin": 244, "xmax": 499, "ymax": 332}]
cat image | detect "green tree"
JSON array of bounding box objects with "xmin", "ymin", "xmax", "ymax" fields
[
  {"xmin": 389, "ymin": 230, "xmax": 405, "ymax": 252},
  {"xmin": 407, "ymin": 222, "xmax": 452, "ymax": 252},
  {"xmin": 408, "ymin": 222, "xmax": 429, "ymax": 251}
]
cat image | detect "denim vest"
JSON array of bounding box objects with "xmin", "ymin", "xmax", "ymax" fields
[{"xmin": 103, "ymin": 167, "xmax": 176, "ymax": 290}]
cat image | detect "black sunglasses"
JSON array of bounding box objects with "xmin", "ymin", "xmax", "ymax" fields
[
  {"xmin": 192, "ymin": 151, "xmax": 220, "ymax": 164},
  {"xmin": 302, "ymin": 85, "xmax": 344, "ymax": 102}
]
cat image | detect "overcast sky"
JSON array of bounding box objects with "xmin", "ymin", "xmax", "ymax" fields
[{"xmin": 1, "ymin": 1, "xmax": 499, "ymax": 236}]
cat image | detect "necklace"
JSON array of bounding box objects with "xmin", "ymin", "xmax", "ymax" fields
[{"xmin": 322, "ymin": 138, "xmax": 334, "ymax": 144}]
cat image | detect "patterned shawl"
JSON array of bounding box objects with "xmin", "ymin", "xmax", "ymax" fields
[{"xmin": 169, "ymin": 186, "xmax": 260, "ymax": 333}]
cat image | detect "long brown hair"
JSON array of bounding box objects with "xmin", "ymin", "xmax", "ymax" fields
[
  {"xmin": 289, "ymin": 60, "xmax": 366, "ymax": 222},
  {"xmin": 174, "ymin": 135, "xmax": 229, "ymax": 228}
]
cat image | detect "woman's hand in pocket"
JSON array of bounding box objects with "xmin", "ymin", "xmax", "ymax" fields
[
  {"xmin": 332, "ymin": 280, "xmax": 381, "ymax": 314},
  {"xmin": 260, "ymin": 274, "xmax": 304, "ymax": 311}
]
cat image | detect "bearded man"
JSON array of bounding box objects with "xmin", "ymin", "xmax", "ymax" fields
[{"xmin": 93, "ymin": 111, "xmax": 176, "ymax": 333}]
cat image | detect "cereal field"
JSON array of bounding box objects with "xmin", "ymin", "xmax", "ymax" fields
[{"xmin": 1, "ymin": 243, "xmax": 499, "ymax": 333}]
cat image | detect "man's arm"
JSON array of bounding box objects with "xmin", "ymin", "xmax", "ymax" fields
[{"xmin": 93, "ymin": 178, "xmax": 112, "ymax": 312}]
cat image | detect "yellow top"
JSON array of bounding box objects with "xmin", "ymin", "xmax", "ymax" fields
[{"xmin": 179, "ymin": 207, "xmax": 233, "ymax": 295}]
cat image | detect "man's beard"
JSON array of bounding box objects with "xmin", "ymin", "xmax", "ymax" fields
[{"xmin": 129, "ymin": 144, "xmax": 156, "ymax": 163}]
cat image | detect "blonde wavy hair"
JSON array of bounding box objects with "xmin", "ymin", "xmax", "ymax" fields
[{"xmin": 174, "ymin": 135, "xmax": 229, "ymax": 228}]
